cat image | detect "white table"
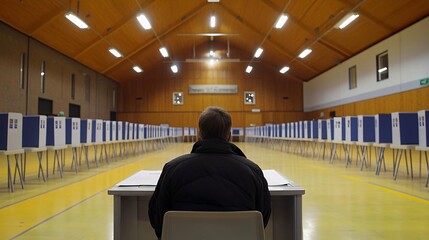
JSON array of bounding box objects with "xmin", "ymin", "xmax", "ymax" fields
[
  {"xmin": 1, "ymin": 149, "xmax": 25, "ymax": 192},
  {"xmin": 108, "ymin": 171, "xmax": 305, "ymax": 240},
  {"xmin": 23, "ymin": 147, "xmax": 47, "ymax": 182},
  {"xmin": 415, "ymin": 146, "xmax": 429, "ymax": 187}
]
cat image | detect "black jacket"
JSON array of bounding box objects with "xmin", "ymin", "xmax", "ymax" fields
[{"xmin": 148, "ymin": 139, "xmax": 271, "ymax": 238}]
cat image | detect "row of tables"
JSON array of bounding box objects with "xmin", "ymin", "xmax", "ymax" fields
[
  {"xmin": 1, "ymin": 136, "xmax": 180, "ymax": 192},
  {"xmin": 246, "ymin": 136, "xmax": 429, "ymax": 187}
]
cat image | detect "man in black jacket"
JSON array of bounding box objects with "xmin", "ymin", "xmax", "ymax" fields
[{"xmin": 148, "ymin": 106, "xmax": 271, "ymax": 238}]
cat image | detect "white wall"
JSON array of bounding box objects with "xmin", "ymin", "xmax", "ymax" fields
[{"xmin": 304, "ymin": 17, "xmax": 429, "ymax": 112}]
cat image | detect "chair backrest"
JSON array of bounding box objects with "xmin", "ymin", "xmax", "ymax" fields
[{"xmin": 161, "ymin": 211, "xmax": 265, "ymax": 240}]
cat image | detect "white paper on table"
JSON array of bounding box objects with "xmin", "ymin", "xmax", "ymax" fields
[
  {"xmin": 262, "ymin": 169, "xmax": 291, "ymax": 186},
  {"xmin": 116, "ymin": 170, "xmax": 162, "ymax": 186},
  {"xmin": 116, "ymin": 169, "xmax": 290, "ymax": 187}
]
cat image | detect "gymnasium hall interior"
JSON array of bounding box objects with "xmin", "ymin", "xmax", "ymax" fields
[{"xmin": 0, "ymin": 0, "xmax": 428, "ymax": 239}]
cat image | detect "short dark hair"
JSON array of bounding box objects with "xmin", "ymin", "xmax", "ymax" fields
[{"xmin": 198, "ymin": 106, "xmax": 231, "ymax": 140}]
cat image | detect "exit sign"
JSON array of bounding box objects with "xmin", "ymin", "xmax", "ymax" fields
[{"xmin": 420, "ymin": 78, "xmax": 429, "ymax": 86}]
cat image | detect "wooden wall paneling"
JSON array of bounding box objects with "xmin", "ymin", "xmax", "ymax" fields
[
  {"xmin": 0, "ymin": 23, "xmax": 28, "ymax": 114},
  {"xmin": 244, "ymin": 112, "xmax": 262, "ymax": 127},
  {"xmin": 118, "ymin": 46, "xmax": 305, "ymax": 127},
  {"xmin": 304, "ymin": 86, "xmax": 429, "ymax": 119}
]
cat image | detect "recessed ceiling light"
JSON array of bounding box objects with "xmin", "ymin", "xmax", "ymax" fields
[{"xmin": 171, "ymin": 64, "xmax": 178, "ymax": 73}]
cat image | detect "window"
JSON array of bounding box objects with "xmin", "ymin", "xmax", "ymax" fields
[
  {"xmin": 69, "ymin": 103, "xmax": 81, "ymax": 118},
  {"xmin": 20, "ymin": 53, "xmax": 25, "ymax": 89},
  {"xmin": 41, "ymin": 61, "xmax": 46, "ymax": 93},
  {"xmin": 348, "ymin": 65, "xmax": 357, "ymax": 89},
  {"xmin": 38, "ymin": 98, "xmax": 53, "ymax": 116},
  {"xmin": 71, "ymin": 74, "xmax": 76, "ymax": 100},
  {"xmin": 113, "ymin": 89, "xmax": 116, "ymax": 109},
  {"xmin": 84, "ymin": 73, "xmax": 90, "ymax": 102},
  {"xmin": 376, "ymin": 51, "xmax": 389, "ymax": 81}
]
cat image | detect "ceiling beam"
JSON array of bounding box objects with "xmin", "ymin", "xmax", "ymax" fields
[
  {"xmin": 102, "ymin": 1, "xmax": 208, "ymax": 74},
  {"xmin": 338, "ymin": 0, "xmax": 396, "ymax": 32},
  {"xmin": 74, "ymin": 0, "xmax": 157, "ymax": 59},
  {"xmin": 218, "ymin": 2, "xmax": 319, "ymax": 74},
  {"xmin": 29, "ymin": 8, "xmax": 65, "ymax": 36},
  {"xmin": 260, "ymin": 0, "xmax": 352, "ymax": 59}
]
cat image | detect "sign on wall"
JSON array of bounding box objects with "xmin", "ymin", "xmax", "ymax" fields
[{"xmin": 188, "ymin": 84, "xmax": 238, "ymax": 94}]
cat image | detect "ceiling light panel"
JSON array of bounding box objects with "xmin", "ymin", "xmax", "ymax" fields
[
  {"xmin": 298, "ymin": 48, "xmax": 312, "ymax": 58},
  {"xmin": 254, "ymin": 48, "xmax": 263, "ymax": 58},
  {"xmin": 210, "ymin": 15, "xmax": 216, "ymax": 28},
  {"xmin": 279, "ymin": 66, "xmax": 290, "ymax": 74},
  {"xmin": 65, "ymin": 12, "xmax": 89, "ymax": 29},
  {"xmin": 133, "ymin": 66, "xmax": 143, "ymax": 73},
  {"xmin": 337, "ymin": 13, "xmax": 359, "ymax": 29},
  {"xmin": 245, "ymin": 66, "xmax": 253, "ymax": 73},
  {"xmin": 275, "ymin": 14, "xmax": 288, "ymax": 29},
  {"xmin": 159, "ymin": 47, "xmax": 169, "ymax": 58},
  {"xmin": 109, "ymin": 48, "xmax": 122, "ymax": 58},
  {"xmin": 136, "ymin": 14, "xmax": 152, "ymax": 30}
]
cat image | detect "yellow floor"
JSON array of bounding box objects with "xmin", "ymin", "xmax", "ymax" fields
[{"xmin": 0, "ymin": 142, "xmax": 428, "ymax": 240}]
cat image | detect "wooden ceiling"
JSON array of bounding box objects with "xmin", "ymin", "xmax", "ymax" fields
[{"xmin": 1, "ymin": 0, "xmax": 428, "ymax": 83}]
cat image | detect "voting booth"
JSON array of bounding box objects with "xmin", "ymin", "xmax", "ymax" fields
[
  {"xmin": 103, "ymin": 121, "xmax": 111, "ymax": 143},
  {"xmin": 418, "ymin": 110, "xmax": 429, "ymax": 147},
  {"xmin": 66, "ymin": 118, "xmax": 81, "ymax": 146},
  {"xmin": 0, "ymin": 113, "xmax": 23, "ymax": 151},
  {"xmin": 297, "ymin": 122, "xmax": 302, "ymax": 139},
  {"xmin": 280, "ymin": 123, "xmax": 287, "ymax": 138},
  {"xmin": 302, "ymin": 121, "xmax": 311, "ymax": 139},
  {"xmin": 122, "ymin": 122, "xmax": 129, "ymax": 140},
  {"xmin": 133, "ymin": 123, "xmax": 139, "ymax": 140},
  {"xmin": 138, "ymin": 124, "xmax": 145, "ymax": 140},
  {"xmin": 127, "ymin": 123, "xmax": 134, "ymax": 140},
  {"xmin": 318, "ymin": 120, "xmax": 327, "ymax": 140},
  {"xmin": 326, "ymin": 119, "xmax": 334, "ymax": 141},
  {"xmin": 333, "ymin": 117, "xmax": 344, "ymax": 142},
  {"xmin": 345, "ymin": 116, "xmax": 358, "ymax": 142},
  {"xmin": 110, "ymin": 121, "xmax": 116, "ymax": 142},
  {"xmin": 116, "ymin": 121, "xmax": 123, "ymax": 141},
  {"xmin": 290, "ymin": 122, "xmax": 295, "ymax": 138},
  {"xmin": 80, "ymin": 119, "xmax": 92, "ymax": 144},
  {"xmin": 311, "ymin": 120, "xmax": 318, "ymax": 139},
  {"xmin": 357, "ymin": 115, "xmax": 375, "ymax": 143},
  {"xmin": 286, "ymin": 123, "xmax": 290, "ymax": 138},
  {"xmin": 22, "ymin": 115, "xmax": 46, "ymax": 148},
  {"xmin": 47, "ymin": 117, "xmax": 66, "ymax": 146},
  {"xmin": 92, "ymin": 120, "xmax": 103, "ymax": 143},
  {"xmin": 391, "ymin": 112, "xmax": 419, "ymax": 146},
  {"xmin": 278, "ymin": 124, "xmax": 283, "ymax": 138},
  {"xmin": 374, "ymin": 114, "xmax": 392, "ymax": 144}
]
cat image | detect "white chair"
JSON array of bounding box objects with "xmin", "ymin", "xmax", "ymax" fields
[{"xmin": 161, "ymin": 211, "xmax": 265, "ymax": 240}]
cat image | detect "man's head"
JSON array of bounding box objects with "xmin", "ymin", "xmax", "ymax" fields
[{"xmin": 198, "ymin": 106, "xmax": 232, "ymax": 141}]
